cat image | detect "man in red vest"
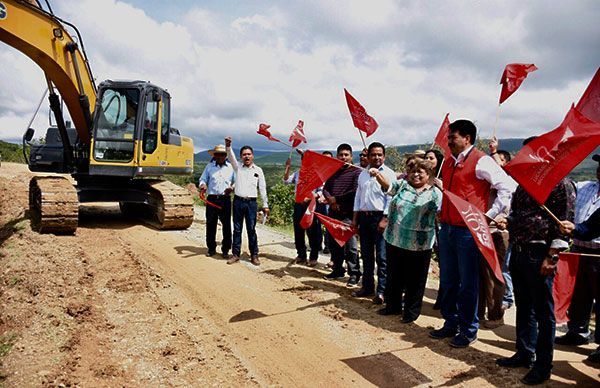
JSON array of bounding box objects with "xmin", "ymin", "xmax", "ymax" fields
[{"xmin": 429, "ymin": 120, "xmax": 516, "ymax": 348}]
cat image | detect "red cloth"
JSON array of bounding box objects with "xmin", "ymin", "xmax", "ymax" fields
[
  {"xmin": 504, "ymin": 105, "xmax": 600, "ymax": 205},
  {"xmin": 257, "ymin": 123, "xmax": 280, "ymax": 142},
  {"xmin": 440, "ymin": 148, "xmax": 490, "ymax": 226},
  {"xmin": 314, "ymin": 212, "xmax": 357, "ymax": 247},
  {"xmin": 289, "ymin": 120, "xmax": 307, "ymax": 148},
  {"xmin": 444, "ymin": 190, "xmax": 503, "ymax": 284},
  {"xmin": 299, "ymin": 196, "xmax": 316, "ymax": 229},
  {"xmin": 576, "ymin": 67, "xmax": 600, "ymax": 124},
  {"xmin": 553, "ymin": 252, "xmax": 581, "ymax": 323},
  {"xmin": 296, "ymin": 151, "xmax": 345, "ymax": 203},
  {"xmin": 344, "ymin": 88, "xmax": 378, "ymax": 137},
  {"xmin": 433, "ymin": 113, "xmax": 452, "ymax": 157},
  {"xmin": 499, "ymin": 63, "xmax": 538, "ymax": 104}
]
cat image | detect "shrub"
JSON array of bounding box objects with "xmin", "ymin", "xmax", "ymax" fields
[{"xmin": 267, "ymin": 183, "xmax": 294, "ymax": 226}]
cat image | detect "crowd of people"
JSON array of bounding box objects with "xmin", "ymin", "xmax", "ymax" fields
[{"xmin": 198, "ymin": 121, "xmax": 599, "ymax": 385}]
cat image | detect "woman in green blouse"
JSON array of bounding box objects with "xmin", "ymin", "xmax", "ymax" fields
[{"xmin": 373, "ymin": 159, "xmax": 442, "ymax": 323}]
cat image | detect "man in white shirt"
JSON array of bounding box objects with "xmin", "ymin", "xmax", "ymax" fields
[{"xmin": 225, "ymin": 136, "xmax": 269, "ymax": 266}]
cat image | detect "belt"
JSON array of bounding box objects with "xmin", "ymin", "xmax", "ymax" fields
[
  {"xmin": 207, "ymin": 194, "xmax": 230, "ymax": 200},
  {"xmin": 234, "ymin": 195, "xmax": 256, "ymax": 202},
  {"xmin": 360, "ymin": 210, "xmax": 383, "ymax": 216},
  {"xmin": 512, "ymin": 242, "xmax": 546, "ymax": 253}
]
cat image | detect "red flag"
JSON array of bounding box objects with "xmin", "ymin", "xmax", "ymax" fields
[
  {"xmin": 504, "ymin": 105, "xmax": 600, "ymax": 204},
  {"xmin": 576, "ymin": 67, "xmax": 600, "ymax": 124},
  {"xmin": 299, "ymin": 196, "xmax": 316, "ymax": 229},
  {"xmin": 289, "ymin": 120, "xmax": 307, "ymax": 148},
  {"xmin": 553, "ymin": 252, "xmax": 581, "ymax": 323},
  {"xmin": 499, "ymin": 63, "xmax": 538, "ymax": 104},
  {"xmin": 433, "ymin": 113, "xmax": 452, "ymax": 156},
  {"xmin": 295, "ymin": 150, "xmax": 345, "ymax": 203},
  {"xmin": 314, "ymin": 212, "xmax": 357, "ymax": 247},
  {"xmin": 444, "ymin": 190, "xmax": 503, "ymax": 284},
  {"xmin": 344, "ymin": 88, "xmax": 378, "ymax": 137},
  {"xmin": 257, "ymin": 123, "xmax": 281, "ymax": 142}
]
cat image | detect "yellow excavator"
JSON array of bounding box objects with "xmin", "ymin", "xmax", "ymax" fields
[{"xmin": 0, "ymin": 0, "xmax": 195, "ymax": 233}]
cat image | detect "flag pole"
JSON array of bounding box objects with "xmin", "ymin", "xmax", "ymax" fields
[
  {"xmin": 436, "ymin": 157, "xmax": 444, "ymax": 179},
  {"xmin": 540, "ymin": 205, "xmax": 562, "ymax": 225},
  {"xmin": 358, "ymin": 129, "xmax": 367, "ymax": 149},
  {"xmin": 492, "ymin": 103, "xmax": 501, "ymax": 139}
]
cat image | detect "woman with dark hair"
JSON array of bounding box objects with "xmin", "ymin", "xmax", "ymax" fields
[{"xmin": 425, "ymin": 149, "xmax": 444, "ymax": 177}]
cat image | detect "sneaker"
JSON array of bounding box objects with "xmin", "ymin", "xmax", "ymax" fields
[
  {"xmin": 429, "ymin": 326, "xmax": 457, "ymax": 340},
  {"xmin": 250, "ymin": 255, "xmax": 261, "ymax": 266},
  {"xmin": 323, "ymin": 271, "xmax": 345, "ymax": 280},
  {"xmin": 449, "ymin": 333, "xmax": 477, "ymax": 348},
  {"xmin": 294, "ymin": 257, "xmax": 308, "ymax": 265},
  {"xmin": 346, "ymin": 276, "xmax": 360, "ymax": 288},
  {"xmin": 555, "ymin": 332, "xmax": 590, "ymax": 346},
  {"xmin": 352, "ymin": 288, "xmax": 374, "ymax": 298},
  {"xmin": 483, "ymin": 318, "xmax": 504, "ymax": 329},
  {"xmin": 587, "ymin": 346, "xmax": 600, "ymax": 363},
  {"xmin": 496, "ymin": 353, "xmax": 534, "ymax": 369},
  {"xmin": 521, "ymin": 368, "xmax": 551, "ymax": 385},
  {"xmin": 372, "ymin": 294, "xmax": 384, "ymax": 305},
  {"xmin": 307, "ymin": 259, "xmax": 318, "ymax": 267},
  {"xmin": 227, "ymin": 255, "xmax": 240, "ymax": 264}
]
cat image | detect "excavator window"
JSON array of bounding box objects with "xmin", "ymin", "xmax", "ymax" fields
[
  {"xmin": 93, "ymin": 88, "xmax": 139, "ymax": 162},
  {"xmin": 160, "ymin": 93, "xmax": 170, "ymax": 144},
  {"xmin": 142, "ymin": 98, "xmax": 159, "ymax": 154}
]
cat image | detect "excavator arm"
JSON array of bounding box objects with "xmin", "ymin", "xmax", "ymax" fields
[{"xmin": 0, "ymin": 0, "xmax": 96, "ymax": 144}]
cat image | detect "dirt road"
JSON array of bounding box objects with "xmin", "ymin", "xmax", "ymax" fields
[{"xmin": 1, "ymin": 162, "xmax": 598, "ymax": 386}]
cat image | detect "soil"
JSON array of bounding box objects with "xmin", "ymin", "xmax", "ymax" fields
[{"xmin": 0, "ymin": 162, "xmax": 598, "ymax": 387}]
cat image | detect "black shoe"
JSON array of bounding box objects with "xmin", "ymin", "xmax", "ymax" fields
[
  {"xmin": 429, "ymin": 326, "xmax": 457, "ymax": 339},
  {"xmin": 221, "ymin": 252, "xmax": 230, "ymax": 259},
  {"xmin": 323, "ymin": 248, "xmax": 330, "ymax": 254},
  {"xmin": 401, "ymin": 316, "xmax": 417, "ymax": 324},
  {"xmin": 496, "ymin": 353, "xmax": 534, "ymax": 368},
  {"xmin": 555, "ymin": 332, "xmax": 590, "ymax": 346},
  {"xmin": 346, "ymin": 276, "xmax": 360, "ymax": 288},
  {"xmin": 324, "ymin": 271, "xmax": 345, "ymax": 280},
  {"xmin": 294, "ymin": 256, "xmax": 308, "ymax": 265},
  {"xmin": 521, "ymin": 368, "xmax": 551, "ymax": 385},
  {"xmin": 352, "ymin": 288, "xmax": 374, "ymax": 298},
  {"xmin": 449, "ymin": 333, "xmax": 477, "ymax": 348},
  {"xmin": 377, "ymin": 307, "xmax": 401, "ymax": 316},
  {"xmin": 206, "ymin": 251, "xmax": 216, "ymax": 257},
  {"xmin": 372, "ymin": 294, "xmax": 384, "ymax": 305},
  {"xmin": 587, "ymin": 346, "xmax": 600, "ymax": 363}
]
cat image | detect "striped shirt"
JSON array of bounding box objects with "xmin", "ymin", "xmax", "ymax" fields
[{"xmin": 573, "ymin": 181, "xmax": 600, "ymax": 249}]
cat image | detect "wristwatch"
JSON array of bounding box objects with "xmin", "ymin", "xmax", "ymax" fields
[{"xmin": 548, "ymin": 254, "xmax": 559, "ymax": 264}]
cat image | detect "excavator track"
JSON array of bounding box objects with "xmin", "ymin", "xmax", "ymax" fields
[
  {"xmin": 29, "ymin": 176, "xmax": 79, "ymax": 234},
  {"xmin": 145, "ymin": 180, "xmax": 194, "ymax": 230}
]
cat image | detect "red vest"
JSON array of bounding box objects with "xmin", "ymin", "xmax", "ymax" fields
[{"xmin": 440, "ymin": 147, "xmax": 491, "ymax": 226}]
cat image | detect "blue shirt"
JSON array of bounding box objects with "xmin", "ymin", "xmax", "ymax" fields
[
  {"xmin": 199, "ymin": 160, "xmax": 235, "ymax": 195},
  {"xmin": 573, "ymin": 181, "xmax": 600, "ymax": 248}
]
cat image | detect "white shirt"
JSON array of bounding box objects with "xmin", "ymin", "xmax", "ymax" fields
[
  {"xmin": 451, "ymin": 145, "xmax": 517, "ymax": 219},
  {"xmin": 283, "ymin": 170, "xmax": 322, "ymax": 197},
  {"xmin": 353, "ymin": 164, "xmax": 397, "ymax": 214},
  {"xmin": 227, "ymin": 146, "xmax": 268, "ymax": 208}
]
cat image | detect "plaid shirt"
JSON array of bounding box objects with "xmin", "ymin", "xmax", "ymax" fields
[{"xmin": 508, "ymin": 178, "xmax": 575, "ymax": 247}]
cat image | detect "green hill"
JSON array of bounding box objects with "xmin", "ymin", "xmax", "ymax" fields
[{"xmin": 0, "ymin": 140, "xmax": 25, "ymax": 164}]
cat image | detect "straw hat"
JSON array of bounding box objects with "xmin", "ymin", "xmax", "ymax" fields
[{"xmin": 208, "ymin": 144, "xmax": 227, "ymax": 156}]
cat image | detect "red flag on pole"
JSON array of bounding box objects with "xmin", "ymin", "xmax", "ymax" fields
[
  {"xmin": 444, "ymin": 190, "xmax": 503, "ymax": 284},
  {"xmin": 553, "ymin": 252, "xmax": 581, "ymax": 323},
  {"xmin": 499, "ymin": 63, "xmax": 538, "ymax": 104},
  {"xmin": 433, "ymin": 113, "xmax": 452, "ymax": 156},
  {"xmin": 289, "ymin": 120, "xmax": 307, "ymax": 148},
  {"xmin": 295, "ymin": 150, "xmax": 345, "ymax": 203},
  {"xmin": 504, "ymin": 105, "xmax": 600, "ymax": 205},
  {"xmin": 344, "ymin": 88, "xmax": 378, "ymax": 137},
  {"xmin": 314, "ymin": 212, "xmax": 357, "ymax": 247},
  {"xmin": 576, "ymin": 67, "xmax": 600, "ymax": 124},
  {"xmin": 299, "ymin": 196, "xmax": 316, "ymax": 229},
  {"xmin": 257, "ymin": 123, "xmax": 281, "ymax": 142}
]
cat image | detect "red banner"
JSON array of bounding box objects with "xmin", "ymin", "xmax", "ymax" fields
[
  {"xmin": 289, "ymin": 120, "xmax": 307, "ymax": 148},
  {"xmin": 299, "ymin": 196, "xmax": 316, "ymax": 229},
  {"xmin": 344, "ymin": 88, "xmax": 378, "ymax": 137},
  {"xmin": 257, "ymin": 123, "xmax": 281, "ymax": 142},
  {"xmin": 434, "ymin": 113, "xmax": 452, "ymax": 157},
  {"xmin": 576, "ymin": 67, "xmax": 600, "ymax": 124},
  {"xmin": 444, "ymin": 190, "xmax": 503, "ymax": 284},
  {"xmin": 499, "ymin": 63, "xmax": 538, "ymax": 104},
  {"xmin": 504, "ymin": 105, "xmax": 600, "ymax": 204},
  {"xmin": 295, "ymin": 150, "xmax": 345, "ymax": 203},
  {"xmin": 314, "ymin": 212, "xmax": 357, "ymax": 247},
  {"xmin": 553, "ymin": 252, "xmax": 581, "ymax": 323}
]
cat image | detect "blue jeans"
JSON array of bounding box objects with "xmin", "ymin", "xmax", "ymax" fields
[
  {"xmin": 502, "ymin": 243, "xmax": 514, "ymax": 306},
  {"xmin": 439, "ymin": 224, "xmax": 481, "ymax": 339},
  {"xmin": 329, "ymin": 213, "xmax": 360, "ymax": 277},
  {"xmin": 358, "ymin": 212, "xmax": 387, "ymax": 295},
  {"xmin": 232, "ymin": 197, "xmax": 258, "ymax": 257},
  {"xmin": 510, "ymin": 243, "xmax": 555, "ymax": 373}
]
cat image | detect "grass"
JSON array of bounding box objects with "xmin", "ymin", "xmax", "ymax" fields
[{"xmin": 0, "ymin": 332, "xmax": 17, "ymax": 357}]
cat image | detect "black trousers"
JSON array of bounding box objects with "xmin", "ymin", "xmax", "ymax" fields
[
  {"xmin": 385, "ymin": 243, "xmax": 432, "ymax": 320},
  {"xmin": 205, "ymin": 196, "xmax": 232, "ymax": 255},
  {"xmin": 566, "ymin": 246, "xmax": 600, "ymax": 343},
  {"xmin": 292, "ymin": 202, "xmax": 322, "ymax": 260}
]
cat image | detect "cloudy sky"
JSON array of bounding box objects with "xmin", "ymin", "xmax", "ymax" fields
[{"xmin": 0, "ymin": 0, "xmax": 599, "ymax": 152}]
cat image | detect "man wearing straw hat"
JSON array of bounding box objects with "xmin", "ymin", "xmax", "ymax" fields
[{"xmin": 198, "ymin": 143, "xmax": 235, "ymax": 258}]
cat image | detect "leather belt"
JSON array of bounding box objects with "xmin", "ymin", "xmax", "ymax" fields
[
  {"xmin": 234, "ymin": 195, "xmax": 256, "ymax": 202},
  {"xmin": 360, "ymin": 210, "xmax": 384, "ymax": 216},
  {"xmin": 207, "ymin": 194, "xmax": 230, "ymax": 200}
]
